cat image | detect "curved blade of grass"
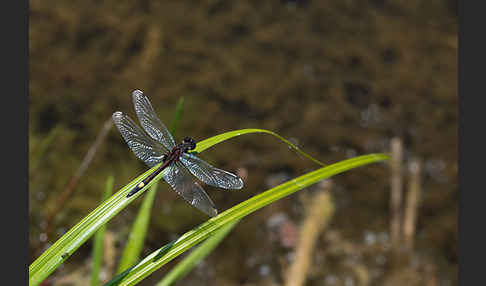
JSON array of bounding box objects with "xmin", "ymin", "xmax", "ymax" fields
[
  {"xmin": 91, "ymin": 175, "xmax": 114, "ymax": 286},
  {"xmin": 29, "ymin": 163, "xmax": 166, "ymax": 286},
  {"xmin": 104, "ymin": 153, "xmax": 389, "ymax": 285},
  {"xmin": 116, "ymin": 180, "xmax": 159, "ymax": 274},
  {"xmin": 30, "ymin": 127, "xmax": 307, "ymax": 285},
  {"xmin": 29, "ymin": 126, "xmax": 362, "ymax": 285},
  {"xmin": 156, "ymin": 220, "xmax": 239, "ymax": 286},
  {"xmin": 191, "ymin": 129, "xmax": 326, "ymax": 167}
]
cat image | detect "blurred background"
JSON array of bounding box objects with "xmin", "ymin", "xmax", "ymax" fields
[{"xmin": 29, "ymin": 0, "xmax": 457, "ymax": 285}]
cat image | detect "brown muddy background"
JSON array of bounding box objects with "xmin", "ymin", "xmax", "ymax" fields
[{"xmin": 29, "ymin": 0, "xmax": 457, "ymax": 285}]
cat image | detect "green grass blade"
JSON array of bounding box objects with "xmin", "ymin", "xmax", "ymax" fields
[
  {"xmin": 192, "ymin": 128, "xmax": 326, "ymax": 167},
  {"xmin": 29, "ymin": 163, "xmax": 165, "ymax": 286},
  {"xmin": 91, "ymin": 176, "xmax": 114, "ymax": 286},
  {"xmin": 169, "ymin": 97, "xmax": 184, "ymax": 136},
  {"xmin": 116, "ymin": 180, "xmax": 159, "ymax": 274},
  {"xmin": 156, "ymin": 220, "xmax": 239, "ymax": 286},
  {"xmin": 29, "ymin": 126, "xmax": 371, "ymax": 285},
  {"xmin": 104, "ymin": 153, "xmax": 389, "ymax": 285}
]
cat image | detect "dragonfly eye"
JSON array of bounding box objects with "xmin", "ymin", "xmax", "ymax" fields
[
  {"xmin": 186, "ymin": 141, "xmax": 196, "ymax": 150},
  {"xmin": 181, "ymin": 137, "xmax": 196, "ymax": 150}
]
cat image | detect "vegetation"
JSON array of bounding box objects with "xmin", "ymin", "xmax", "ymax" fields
[{"xmin": 29, "ymin": 127, "xmax": 388, "ymax": 285}]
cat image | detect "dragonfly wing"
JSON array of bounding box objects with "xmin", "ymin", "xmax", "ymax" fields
[
  {"xmin": 112, "ymin": 111, "xmax": 167, "ymax": 167},
  {"xmin": 132, "ymin": 90, "xmax": 176, "ymax": 150},
  {"xmin": 180, "ymin": 153, "xmax": 244, "ymax": 190},
  {"xmin": 163, "ymin": 162, "xmax": 218, "ymax": 217}
]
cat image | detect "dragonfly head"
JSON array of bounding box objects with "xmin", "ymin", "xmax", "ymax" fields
[{"xmin": 182, "ymin": 136, "xmax": 196, "ymax": 151}]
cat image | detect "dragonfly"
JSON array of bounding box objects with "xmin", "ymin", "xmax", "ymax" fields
[{"xmin": 112, "ymin": 90, "xmax": 244, "ymax": 216}]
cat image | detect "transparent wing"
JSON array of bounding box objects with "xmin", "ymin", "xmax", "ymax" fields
[
  {"xmin": 162, "ymin": 162, "xmax": 218, "ymax": 217},
  {"xmin": 180, "ymin": 153, "xmax": 244, "ymax": 190},
  {"xmin": 132, "ymin": 90, "xmax": 176, "ymax": 150},
  {"xmin": 112, "ymin": 111, "xmax": 167, "ymax": 167}
]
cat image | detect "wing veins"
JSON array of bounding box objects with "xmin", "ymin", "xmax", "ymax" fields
[
  {"xmin": 112, "ymin": 111, "xmax": 166, "ymax": 167},
  {"xmin": 180, "ymin": 153, "xmax": 244, "ymax": 190},
  {"xmin": 132, "ymin": 90, "xmax": 176, "ymax": 150},
  {"xmin": 162, "ymin": 162, "xmax": 218, "ymax": 216}
]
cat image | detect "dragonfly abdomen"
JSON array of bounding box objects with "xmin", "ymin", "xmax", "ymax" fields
[{"xmin": 126, "ymin": 154, "xmax": 172, "ymax": 197}]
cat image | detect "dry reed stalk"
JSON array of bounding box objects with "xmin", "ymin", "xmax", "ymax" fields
[
  {"xmin": 102, "ymin": 231, "xmax": 116, "ymax": 282},
  {"xmin": 390, "ymin": 137, "xmax": 403, "ymax": 251},
  {"xmin": 284, "ymin": 180, "xmax": 335, "ymax": 286},
  {"xmin": 403, "ymin": 158, "xmax": 422, "ymax": 250}
]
